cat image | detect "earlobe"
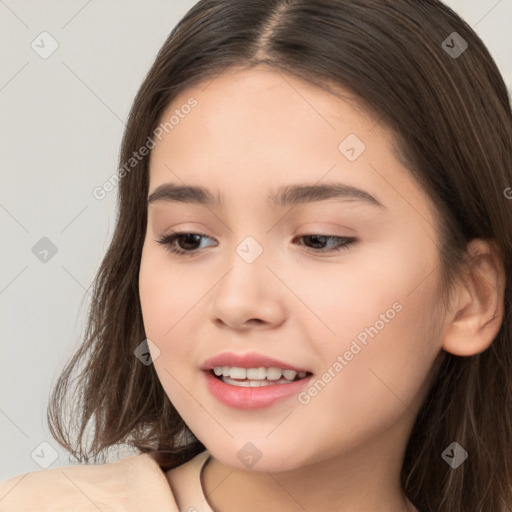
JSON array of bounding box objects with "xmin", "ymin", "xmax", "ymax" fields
[{"xmin": 442, "ymin": 238, "xmax": 506, "ymax": 357}]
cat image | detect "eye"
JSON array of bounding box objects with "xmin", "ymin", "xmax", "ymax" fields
[
  {"xmin": 156, "ymin": 231, "xmax": 216, "ymax": 256},
  {"xmin": 293, "ymin": 234, "xmax": 357, "ymax": 254},
  {"xmin": 156, "ymin": 231, "xmax": 357, "ymax": 257}
]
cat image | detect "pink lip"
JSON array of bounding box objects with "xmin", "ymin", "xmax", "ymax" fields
[
  {"xmin": 202, "ymin": 370, "xmax": 313, "ymax": 409},
  {"xmin": 200, "ymin": 351, "xmax": 310, "ymax": 373}
]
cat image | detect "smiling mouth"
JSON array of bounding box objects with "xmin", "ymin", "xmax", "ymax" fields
[{"xmin": 210, "ymin": 369, "xmax": 313, "ymax": 388}]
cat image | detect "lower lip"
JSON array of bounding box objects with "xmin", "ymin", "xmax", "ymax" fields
[{"xmin": 203, "ymin": 370, "xmax": 313, "ymax": 410}]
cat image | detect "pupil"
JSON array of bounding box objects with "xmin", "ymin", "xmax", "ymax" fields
[{"xmin": 181, "ymin": 234, "xmax": 200, "ymax": 250}]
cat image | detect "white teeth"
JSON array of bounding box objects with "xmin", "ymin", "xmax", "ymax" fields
[
  {"xmin": 229, "ymin": 367, "xmax": 247, "ymax": 379},
  {"xmin": 266, "ymin": 367, "xmax": 283, "ymax": 380},
  {"xmin": 282, "ymin": 369, "xmax": 297, "ymax": 380},
  {"xmin": 212, "ymin": 366, "xmax": 308, "ymax": 382},
  {"xmin": 246, "ymin": 367, "xmax": 266, "ymax": 379},
  {"xmin": 222, "ymin": 376, "xmax": 298, "ymax": 387}
]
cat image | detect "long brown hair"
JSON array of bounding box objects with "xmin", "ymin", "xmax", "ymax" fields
[{"xmin": 47, "ymin": 1, "xmax": 512, "ymax": 509}]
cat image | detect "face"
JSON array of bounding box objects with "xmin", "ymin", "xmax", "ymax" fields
[{"xmin": 139, "ymin": 65, "xmax": 445, "ymax": 472}]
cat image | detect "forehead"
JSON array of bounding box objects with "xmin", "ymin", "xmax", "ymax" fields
[
  {"xmin": 154, "ymin": 64, "xmax": 379, "ymax": 149},
  {"xmin": 147, "ymin": 65, "xmax": 433, "ymax": 224}
]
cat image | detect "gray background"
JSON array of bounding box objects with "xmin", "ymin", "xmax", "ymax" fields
[{"xmin": 1, "ymin": 0, "xmax": 511, "ymax": 482}]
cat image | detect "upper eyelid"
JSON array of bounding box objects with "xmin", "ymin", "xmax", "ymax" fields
[
  {"xmin": 158, "ymin": 219, "xmax": 357, "ymax": 235},
  {"xmin": 161, "ymin": 229, "xmax": 353, "ymax": 239}
]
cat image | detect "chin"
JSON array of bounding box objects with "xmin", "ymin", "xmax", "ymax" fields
[{"xmin": 203, "ymin": 440, "xmax": 312, "ymax": 473}]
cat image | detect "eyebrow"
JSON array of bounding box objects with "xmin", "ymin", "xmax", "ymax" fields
[{"xmin": 147, "ymin": 182, "xmax": 386, "ymax": 209}]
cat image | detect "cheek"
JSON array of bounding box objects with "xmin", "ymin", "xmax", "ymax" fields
[
  {"xmin": 139, "ymin": 245, "xmax": 203, "ymax": 336},
  {"xmin": 302, "ymin": 242, "xmax": 441, "ymax": 428},
  {"xmin": 292, "ymin": 290, "xmax": 440, "ymax": 461},
  {"xmin": 276, "ymin": 237, "xmax": 436, "ymax": 353},
  {"xmin": 138, "ymin": 245, "xmax": 208, "ymax": 393}
]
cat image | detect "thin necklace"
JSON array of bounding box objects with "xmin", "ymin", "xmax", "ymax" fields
[{"xmin": 200, "ymin": 456, "xmax": 218, "ymax": 512}]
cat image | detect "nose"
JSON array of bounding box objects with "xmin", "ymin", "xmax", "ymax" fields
[{"xmin": 207, "ymin": 250, "xmax": 287, "ymax": 331}]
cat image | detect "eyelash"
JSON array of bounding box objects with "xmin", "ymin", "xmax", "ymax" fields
[{"xmin": 156, "ymin": 231, "xmax": 357, "ymax": 257}]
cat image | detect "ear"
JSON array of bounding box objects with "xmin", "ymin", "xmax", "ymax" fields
[{"xmin": 442, "ymin": 238, "xmax": 506, "ymax": 357}]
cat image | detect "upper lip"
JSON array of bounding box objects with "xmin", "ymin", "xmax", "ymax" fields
[{"xmin": 200, "ymin": 351, "xmax": 310, "ymax": 373}]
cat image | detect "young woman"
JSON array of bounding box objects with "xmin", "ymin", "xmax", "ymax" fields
[{"xmin": 1, "ymin": 1, "xmax": 511, "ymax": 511}]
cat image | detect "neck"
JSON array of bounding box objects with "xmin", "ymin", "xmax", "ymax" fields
[{"xmin": 201, "ymin": 423, "xmax": 418, "ymax": 512}]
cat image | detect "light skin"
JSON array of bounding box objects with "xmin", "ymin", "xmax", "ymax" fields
[{"xmin": 138, "ymin": 65, "xmax": 505, "ymax": 512}]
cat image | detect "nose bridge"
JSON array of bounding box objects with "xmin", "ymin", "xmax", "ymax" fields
[
  {"xmin": 208, "ymin": 229, "xmax": 287, "ymax": 328},
  {"xmin": 220, "ymin": 231, "xmax": 270, "ymax": 296},
  {"xmin": 222, "ymin": 197, "xmax": 277, "ymax": 266},
  {"xmin": 234, "ymin": 234, "xmax": 266, "ymax": 266},
  {"xmin": 209, "ymin": 188, "xmax": 291, "ymax": 286}
]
